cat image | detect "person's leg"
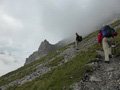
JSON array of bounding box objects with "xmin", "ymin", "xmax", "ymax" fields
[
  {"xmin": 102, "ymin": 38, "xmax": 110, "ymax": 61},
  {"xmin": 108, "ymin": 38, "xmax": 113, "ymax": 58},
  {"xmin": 108, "ymin": 47, "xmax": 112, "ymax": 55},
  {"xmin": 76, "ymin": 41, "xmax": 79, "ymax": 50},
  {"xmin": 108, "ymin": 47, "xmax": 112, "ymax": 58}
]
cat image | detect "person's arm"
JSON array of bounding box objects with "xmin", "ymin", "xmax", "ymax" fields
[
  {"xmin": 112, "ymin": 32, "xmax": 118, "ymax": 38},
  {"xmin": 98, "ymin": 33, "xmax": 101, "ymax": 45},
  {"xmin": 114, "ymin": 32, "xmax": 118, "ymax": 36},
  {"xmin": 98, "ymin": 31, "xmax": 103, "ymax": 45}
]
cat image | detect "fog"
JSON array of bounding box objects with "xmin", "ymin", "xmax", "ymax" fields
[
  {"xmin": 0, "ymin": 0, "xmax": 120, "ymax": 76},
  {"xmin": 39, "ymin": 0, "xmax": 120, "ymax": 39}
]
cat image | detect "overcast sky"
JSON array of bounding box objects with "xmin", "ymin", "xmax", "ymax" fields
[{"xmin": 0, "ymin": 0, "xmax": 120, "ymax": 76}]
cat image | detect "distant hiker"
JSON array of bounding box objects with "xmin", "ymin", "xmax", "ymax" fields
[
  {"xmin": 76, "ymin": 33, "xmax": 82, "ymax": 50},
  {"xmin": 98, "ymin": 25, "xmax": 118, "ymax": 63}
]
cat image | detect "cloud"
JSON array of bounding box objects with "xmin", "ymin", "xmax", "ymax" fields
[
  {"xmin": 39, "ymin": 0, "xmax": 120, "ymax": 38},
  {"xmin": 1, "ymin": 14, "xmax": 23, "ymax": 30},
  {"xmin": 0, "ymin": 52, "xmax": 23, "ymax": 76},
  {"xmin": 0, "ymin": 0, "xmax": 120, "ymax": 76},
  {"xmin": 0, "ymin": 12, "xmax": 23, "ymax": 31}
]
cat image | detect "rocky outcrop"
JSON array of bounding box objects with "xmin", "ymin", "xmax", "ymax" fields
[
  {"xmin": 25, "ymin": 40, "xmax": 55, "ymax": 65},
  {"xmin": 0, "ymin": 35, "xmax": 97, "ymax": 90},
  {"xmin": 71, "ymin": 55, "xmax": 120, "ymax": 90},
  {"xmin": 0, "ymin": 18, "xmax": 120, "ymax": 90},
  {"xmin": 25, "ymin": 39, "xmax": 67, "ymax": 65}
]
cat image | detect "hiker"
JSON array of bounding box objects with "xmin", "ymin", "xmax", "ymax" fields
[
  {"xmin": 98, "ymin": 25, "xmax": 118, "ymax": 63},
  {"xmin": 76, "ymin": 33, "xmax": 82, "ymax": 50}
]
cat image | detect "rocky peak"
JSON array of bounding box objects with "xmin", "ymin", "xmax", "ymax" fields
[
  {"xmin": 40, "ymin": 39, "xmax": 50, "ymax": 47},
  {"xmin": 38, "ymin": 39, "xmax": 51, "ymax": 51},
  {"xmin": 25, "ymin": 39, "xmax": 65, "ymax": 65}
]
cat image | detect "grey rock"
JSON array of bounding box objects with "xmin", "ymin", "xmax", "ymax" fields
[
  {"xmin": 89, "ymin": 76, "xmax": 102, "ymax": 82},
  {"xmin": 1, "ymin": 21, "xmax": 120, "ymax": 90},
  {"xmin": 71, "ymin": 56, "xmax": 120, "ymax": 90},
  {"xmin": 25, "ymin": 39, "xmax": 65, "ymax": 65},
  {"xmin": 105, "ymin": 67, "xmax": 114, "ymax": 72}
]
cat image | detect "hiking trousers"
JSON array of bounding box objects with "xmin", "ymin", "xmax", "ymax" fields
[
  {"xmin": 102, "ymin": 37, "xmax": 113, "ymax": 61},
  {"xmin": 76, "ymin": 41, "xmax": 80, "ymax": 49}
]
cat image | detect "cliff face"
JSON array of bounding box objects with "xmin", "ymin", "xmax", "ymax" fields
[{"xmin": 25, "ymin": 39, "xmax": 66, "ymax": 65}]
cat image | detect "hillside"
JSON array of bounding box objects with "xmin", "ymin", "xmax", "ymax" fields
[
  {"xmin": 25, "ymin": 39, "xmax": 67, "ymax": 65},
  {"xmin": 0, "ymin": 19, "xmax": 120, "ymax": 90}
]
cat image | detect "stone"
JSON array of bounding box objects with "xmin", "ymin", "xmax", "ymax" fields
[
  {"xmin": 25, "ymin": 39, "xmax": 66, "ymax": 65},
  {"xmin": 89, "ymin": 76, "xmax": 102, "ymax": 82},
  {"xmin": 105, "ymin": 67, "xmax": 114, "ymax": 72}
]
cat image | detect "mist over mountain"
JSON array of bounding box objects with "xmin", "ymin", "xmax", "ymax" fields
[
  {"xmin": 0, "ymin": 18, "xmax": 120, "ymax": 90},
  {"xmin": 0, "ymin": 0, "xmax": 120, "ymax": 76},
  {"xmin": 25, "ymin": 39, "xmax": 69, "ymax": 65},
  {"xmin": 39, "ymin": 0, "xmax": 120, "ymax": 39},
  {"xmin": 0, "ymin": 51, "xmax": 21, "ymax": 76}
]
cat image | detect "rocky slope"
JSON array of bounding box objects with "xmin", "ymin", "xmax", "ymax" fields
[
  {"xmin": 71, "ymin": 51, "xmax": 120, "ymax": 90},
  {"xmin": 0, "ymin": 19, "xmax": 120, "ymax": 90},
  {"xmin": 0, "ymin": 33, "xmax": 98, "ymax": 90},
  {"xmin": 25, "ymin": 39, "xmax": 67, "ymax": 65}
]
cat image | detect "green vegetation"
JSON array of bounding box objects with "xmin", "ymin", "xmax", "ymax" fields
[
  {"xmin": 83, "ymin": 30, "xmax": 98, "ymax": 43},
  {"xmin": 67, "ymin": 42, "xmax": 75, "ymax": 47},
  {"xmin": 110, "ymin": 19, "xmax": 120, "ymax": 27},
  {"xmin": 7, "ymin": 42, "xmax": 101, "ymax": 90},
  {"xmin": 113, "ymin": 28, "xmax": 120, "ymax": 56},
  {"xmin": 0, "ymin": 67, "xmax": 36, "ymax": 87},
  {"xmin": 46, "ymin": 56, "xmax": 64, "ymax": 67},
  {"xmin": 0, "ymin": 45, "xmax": 68, "ymax": 87},
  {"xmin": 1, "ymin": 19, "xmax": 120, "ymax": 90}
]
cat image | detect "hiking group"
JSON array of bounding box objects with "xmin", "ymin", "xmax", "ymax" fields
[{"xmin": 76, "ymin": 25, "xmax": 118, "ymax": 64}]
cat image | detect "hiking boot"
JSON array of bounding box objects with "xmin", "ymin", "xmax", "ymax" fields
[
  {"xmin": 109, "ymin": 54, "xmax": 112, "ymax": 58},
  {"xmin": 105, "ymin": 61, "xmax": 110, "ymax": 64}
]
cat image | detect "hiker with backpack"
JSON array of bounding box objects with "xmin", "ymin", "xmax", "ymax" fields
[
  {"xmin": 76, "ymin": 33, "xmax": 82, "ymax": 50},
  {"xmin": 98, "ymin": 25, "xmax": 118, "ymax": 63}
]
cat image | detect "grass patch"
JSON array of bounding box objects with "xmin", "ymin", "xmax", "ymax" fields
[
  {"xmin": 110, "ymin": 19, "xmax": 120, "ymax": 27},
  {"xmin": 46, "ymin": 56, "xmax": 64, "ymax": 67},
  {"xmin": 0, "ymin": 45, "xmax": 68, "ymax": 87},
  {"xmin": 113, "ymin": 28, "xmax": 120, "ymax": 56},
  {"xmin": 0, "ymin": 67, "xmax": 36, "ymax": 87},
  {"xmin": 82, "ymin": 30, "xmax": 98, "ymax": 43},
  {"xmin": 7, "ymin": 43, "xmax": 100, "ymax": 90},
  {"xmin": 67, "ymin": 42, "xmax": 75, "ymax": 47},
  {"xmin": 2, "ymin": 19, "xmax": 120, "ymax": 90}
]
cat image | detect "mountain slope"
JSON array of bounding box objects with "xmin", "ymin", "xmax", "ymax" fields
[
  {"xmin": 72, "ymin": 56, "xmax": 120, "ymax": 90},
  {"xmin": 0, "ymin": 19, "xmax": 120, "ymax": 90},
  {"xmin": 25, "ymin": 39, "xmax": 67, "ymax": 65}
]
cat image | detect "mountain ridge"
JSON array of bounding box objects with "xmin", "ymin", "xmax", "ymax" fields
[
  {"xmin": 0, "ymin": 19, "xmax": 120, "ymax": 90},
  {"xmin": 25, "ymin": 39, "xmax": 68, "ymax": 65}
]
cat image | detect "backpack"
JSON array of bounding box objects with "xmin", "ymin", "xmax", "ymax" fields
[
  {"xmin": 77, "ymin": 36, "xmax": 82, "ymax": 42},
  {"xmin": 101, "ymin": 25, "xmax": 115, "ymax": 37}
]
